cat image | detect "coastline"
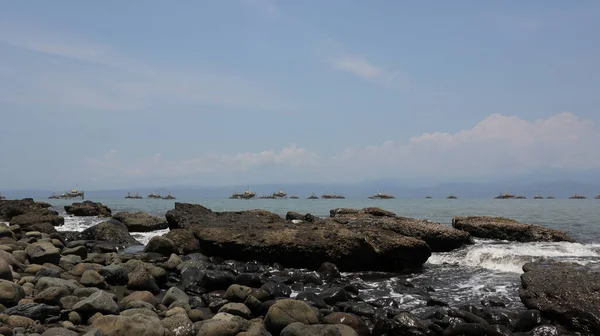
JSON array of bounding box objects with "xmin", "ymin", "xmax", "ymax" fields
[{"xmin": 0, "ymin": 198, "xmax": 598, "ymax": 335}]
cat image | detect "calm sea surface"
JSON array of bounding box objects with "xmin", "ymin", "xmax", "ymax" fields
[{"xmin": 34, "ymin": 197, "xmax": 600, "ymax": 311}]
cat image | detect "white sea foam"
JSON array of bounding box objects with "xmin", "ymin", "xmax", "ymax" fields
[
  {"xmin": 427, "ymin": 240, "xmax": 600, "ymax": 273},
  {"xmin": 57, "ymin": 215, "xmax": 169, "ymax": 245}
]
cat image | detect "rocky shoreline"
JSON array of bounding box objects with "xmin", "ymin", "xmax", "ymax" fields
[{"xmin": 0, "ymin": 199, "xmax": 596, "ymax": 335}]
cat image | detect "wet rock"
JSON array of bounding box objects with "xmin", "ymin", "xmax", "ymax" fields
[
  {"xmin": 280, "ymin": 322, "xmax": 358, "ymax": 336},
  {"xmin": 25, "ymin": 241, "xmax": 61, "ymax": 265},
  {"xmin": 285, "ymin": 212, "xmax": 304, "ymax": 221},
  {"xmin": 320, "ymin": 287, "xmax": 349, "ymax": 305},
  {"xmin": 452, "ymin": 216, "xmax": 574, "ymax": 242},
  {"xmin": 0, "ymin": 279, "xmax": 25, "ymax": 306},
  {"xmin": 112, "ymin": 212, "xmax": 168, "ymax": 232},
  {"xmin": 91, "ymin": 314, "xmax": 165, "ymax": 336},
  {"xmin": 98, "ymin": 264, "xmax": 129, "ymax": 286},
  {"xmin": 163, "ymin": 229, "xmax": 201, "ymax": 254},
  {"xmin": 9, "ymin": 209, "xmax": 64, "ymax": 229},
  {"xmin": 64, "ymin": 201, "xmax": 111, "ymax": 217},
  {"xmin": 61, "ymin": 246, "xmax": 87, "ymax": 259},
  {"xmin": 519, "ymin": 261, "xmax": 600, "ymax": 334},
  {"xmin": 219, "ymin": 302, "xmax": 252, "ymax": 319},
  {"xmin": 322, "ymin": 312, "xmax": 370, "ymax": 336},
  {"xmin": 234, "ymin": 273, "xmax": 263, "ymax": 288},
  {"xmin": 264, "ymin": 299, "xmax": 319, "ymax": 334},
  {"xmin": 4, "ymin": 303, "xmax": 60, "ymax": 321},
  {"xmin": 35, "ymin": 277, "xmax": 81, "ymax": 293},
  {"xmin": 201, "ymin": 270, "xmax": 235, "ymax": 291},
  {"xmin": 41, "ymin": 328, "xmax": 78, "ymax": 336},
  {"xmin": 143, "ymin": 236, "xmax": 177, "ymax": 256},
  {"xmin": 161, "ymin": 312, "xmax": 194, "ymax": 336},
  {"xmin": 79, "ymin": 270, "xmax": 107, "ymax": 288},
  {"xmin": 261, "ymin": 282, "xmax": 291, "ymax": 299},
  {"xmin": 34, "ymin": 287, "xmax": 70, "ymax": 305},
  {"xmin": 72, "ymin": 290, "xmax": 119, "ymax": 315},
  {"xmin": 127, "ymin": 266, "xmax": 159, "ymax": 293},
  {"xmin": 196, "ymin": 320, "xmax": 241, "ymax": 336},
  {"xmin": 319, "ymin": 262, "xmax": 341, "ymax": 280},
  {"xmin": 77, "ymin": 219, "xmax": 140, "ymax": 246},
  {"xmin": 296, "ymin": 292, "xmax": 327, "ymax": 309},
  {"xmin": 162, "ymin": 287, "xmax": 189, "ymax": 307},
  {"xmin": 0, "ymin": 258, "xmax": 12, "ymax": 281}
]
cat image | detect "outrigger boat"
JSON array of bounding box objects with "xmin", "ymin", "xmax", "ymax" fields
[
  {"xmin": 48, "ymin": 186, "xmax": 84, "ymax": 200},
  {"xmin": 569, "ymin": 194, "xmax": 587, "ymax": 199},
  {"xmin": 230, "ymin": 187, "xmax": 256, "ymax": 199},
  {"xmin": 307, "ymin": 193, "xmax": 319, "ymax": 200},
  {"xmin": 125, "ymin": 192, "xmax": 143, "ymax": 199},
  {"xmin": 368, "ymin": 192, "xmax": 395, "ymax": 199}
]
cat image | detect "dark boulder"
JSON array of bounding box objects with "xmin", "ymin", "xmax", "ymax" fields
[
  {"xmin": 9, "ymin": 209, "xmax": 64, "ymax": 229},
  {"xmin": 166, "ymin": 202, "xmax": 282, "ymax": 230},
  {"xmin": 164, "ymin": 229, "xmax": 201, "ymax": 254},
  {"xmin": 519, "ymin": 261, "xmax": 600, "ymax": 335},
  {"xmin": 112, "ymin": 212, "xmax": 168, "ymax": 232},
  {"xmin": 77, "ymin": 219, "xmax": 141, "ymax": 246},
  {"xmin": 453, "ymin": 216, "xmax": 574, "ymax": 242},
  {"xmin": 64, "ymin": 201, "xmax": 111, "ymax": 217},
  {"xmin": 0, "ymin": 198, "xmax": 51, "ymax": 221}
]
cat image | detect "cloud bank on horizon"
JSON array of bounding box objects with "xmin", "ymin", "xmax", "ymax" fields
[
  {"xmin": 84, "ymin": 112, "xmax": 600, "ymax": 186},
  {"xmin": 0, "ymin": 1, "xmax": 599, "ymax": 189}
]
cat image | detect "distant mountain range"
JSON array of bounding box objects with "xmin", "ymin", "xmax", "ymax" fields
[{"xmin": 3, "ymin": 180, "xmax": 600, "ymax": 199}]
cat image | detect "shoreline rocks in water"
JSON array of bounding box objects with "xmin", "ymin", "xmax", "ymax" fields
[
  {"xmin": 520, "ymin": 261, "xmax": 600, "ymax": 335},
  {"xmin": 452, "ymin": 216, "xmax": 574, "ymax": 242},
  {"xmin": 112, "ymin": 211, "xmax": 168, "ymax": 232},
  {"xmin": 0, "ymin": 199, "xmax": 590, "ymax": 335},
  {"xmin": 65, "ymin": 201, "xmax": 112, "ymax": 218}
]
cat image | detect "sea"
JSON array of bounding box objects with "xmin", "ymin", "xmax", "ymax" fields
[{"xmin": 23, "ymin": 197, "xmax": 600, "ymax": 312}]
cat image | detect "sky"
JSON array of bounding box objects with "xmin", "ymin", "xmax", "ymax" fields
[{"xmin": 1, "ymin": 0, "xmax": 600, "ymax": 190}]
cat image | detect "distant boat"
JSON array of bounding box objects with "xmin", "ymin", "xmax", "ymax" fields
[
  {"xmin": 368, "ymin": 192, "xmax": 395, "ymax": 199},
  {"xmin": 230, "ymin": 187, "xmax": 256, "ymax": 200},
  {"xmin": 147, "ymin": 192, "xmax": 162, "ymax": 199},
  {"xmin": 495, "ymin": 192, "xmax": 516, "ymax": 199},
  {"xmin": 48, "ymin": 186, "xmax": 84, "ymax": 200},
  {"xmin": 447, "ymin": 195, "xmax": 458, "ymax": 199},
  {"xmin": 533, "ymin": 194, "xmax": 544, "ymax": 199},
  {"xmin": 289, "ymin": 196, "xmax": 299, "ymax": 199},
  {"xmin": 162, "ymin": 193, "xmax": 176, "ymax": 200},
  {"xmin": 258, "ymin": 194, "xmax": 276, "ymax": 199},
  {"xmin": 307, "ymin": 193, "xmax": 319, "ymax": 200},
  {"xmin": 425, "ymin": 196, "xmax": 432, "ymax": 199},
  {"xmin": 272, "ymin": 188, "xmax": 287, "ymax": 199},
  {"xmin": 569, "ymin": 194, "xmax": 587, "ymax": 199},
  {"xmin": 515, "ymin": 196, "xmax": 527, "ymax": 199},
  {"xmin": 547, "ymin": 195, "xmax": 555, "ymax": 199},
  {"xmin": 125, "ymin": 192, "xmax": 143, "ymax": 199},
  {"xmin": 322, "ymin": 193, "xmax": 345, "ymax": 199}
]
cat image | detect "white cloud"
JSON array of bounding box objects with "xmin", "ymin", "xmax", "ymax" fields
[
  {"xmin": 330, "ymin": 54, "xmax": 407, "ymax": 90},
  {"xmin": 83, "ymin": 112, "xmax": 600, "ymax": 184},
  {"xmin": 0, "ymin": 25, "xmax": 290, "ymax": 112}
]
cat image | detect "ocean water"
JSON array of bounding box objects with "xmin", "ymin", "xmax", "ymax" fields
[{"xmin": 41, "ymin": 197, "xmax": 600, "ymax": 310}]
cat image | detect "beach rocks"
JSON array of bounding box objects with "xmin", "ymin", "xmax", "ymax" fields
[
  {"xmin": 520, "ymin": 261, "xmax": 600, "ymax": 335},
  {"xmin": 264, "ymin": 299, "xmax": 319, "ymax": 334},
  {"xmin": 452, "ymin": 216, "xmax": 574, "ymax": 242},
  {"xmin": 112, "ymin": 212, "xmax": 168, "ymax": 232},
  {"xmin": 64, "ymin": 201, "xmax": 111, "ymax": 217},
  {"xmin": 25, "ymin": 241, "xmax": 61, "ymax": 264},
  {"xmin": 0, "ymin": 279, "xmax": 25, "ymax": 306},
  {"xmin": 91, "ymin": 314, "xmax": 166, "ymax": 336}
]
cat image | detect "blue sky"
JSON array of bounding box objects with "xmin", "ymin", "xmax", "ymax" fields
[{"xmin": 1, "ymin": 0, "xmax": 600, "ymax": 189}]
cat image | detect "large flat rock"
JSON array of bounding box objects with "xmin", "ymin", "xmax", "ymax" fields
[
  {"xmin": 452, "ymin": 216, "xmax": 573, "ymax": 242},
  {"xmin": 0, "ymin": 198, "xmax": 52, "ymax": 221},
  {"xmin": 520, "ymin": 261, "xmax": 600, "ymax": 335},
  {"xmin": 329, "ymin": 208, "xmax": 472, "ymax": 252},
  {"xmin": 165, "ymin": 203, "xmax": 431, "ymax": 272}
]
